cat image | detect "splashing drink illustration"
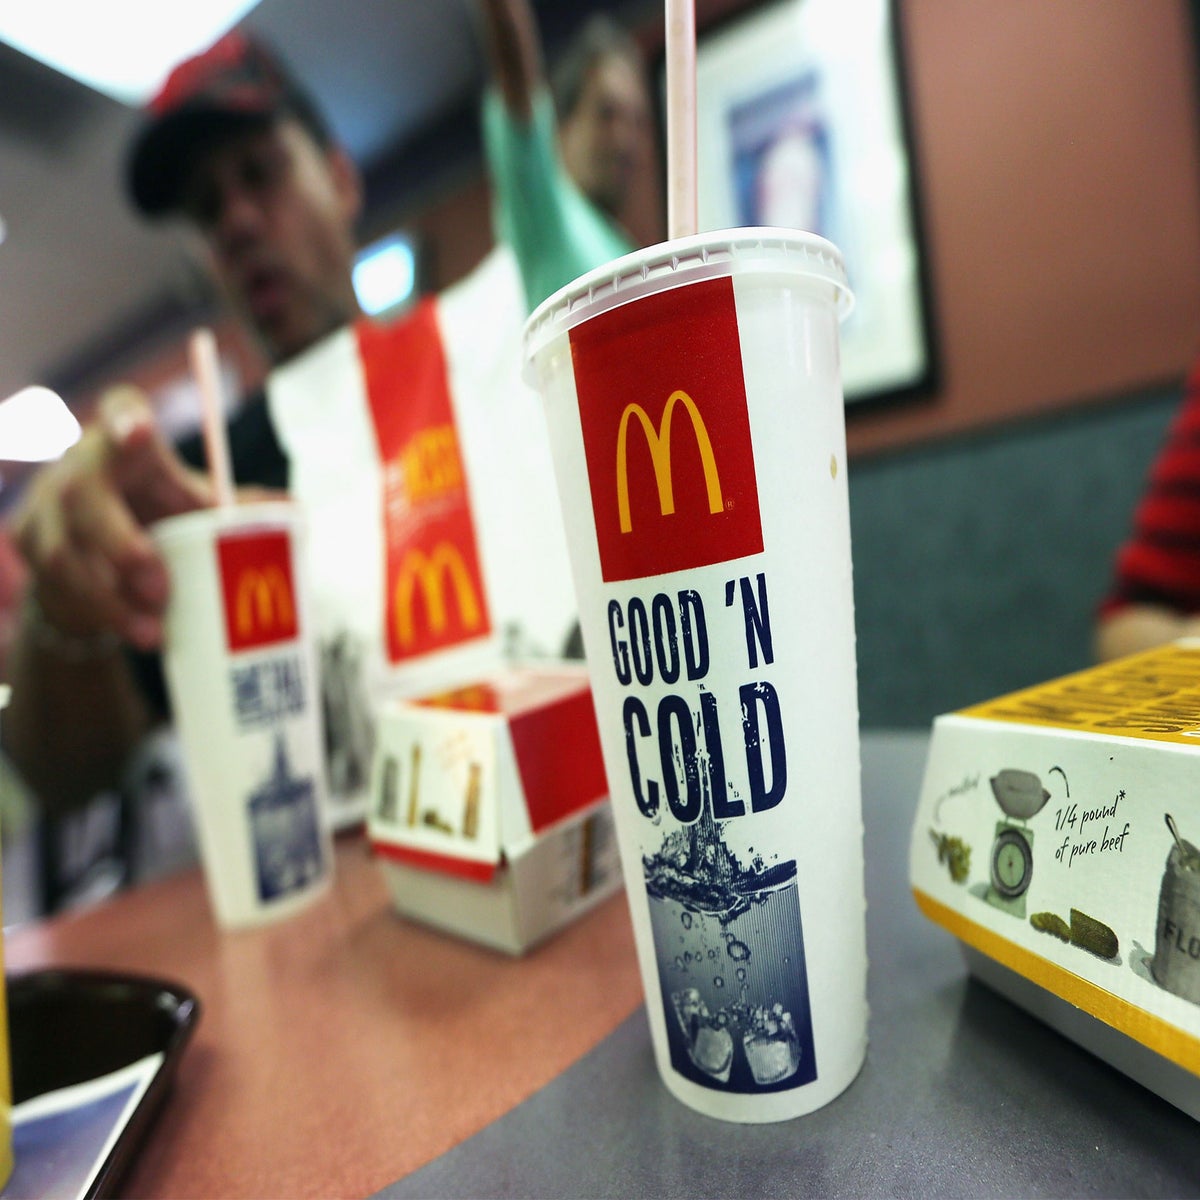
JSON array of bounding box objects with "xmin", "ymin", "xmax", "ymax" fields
[
  {"xmin": 525, "ymin": 230, "xmax": 867, "ymax": 1122},
  {"xmin": 647, "ymin": 804, "xmax": 817, "ymax": 1092}
]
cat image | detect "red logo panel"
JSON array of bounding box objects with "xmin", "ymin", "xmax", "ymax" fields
[
  {"xmin": 217, "ymin": 529, "xmax": 299, "ymax": 651},
  {"xmin": 358, "ymin": 311, "xmax": 492, "ymax": 662},
  {"xmin": 569, "ymin": 277, "xmax": 763, "ymax": 581}
]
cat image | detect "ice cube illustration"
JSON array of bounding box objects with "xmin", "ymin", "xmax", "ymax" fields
[
  {"xmin": 672, "ymin": 987, "xmax": 705, "ymax": 1038},
  {"xmin": 672, "ymin": 988, "xmax": 734, "ymax": 1082},
  {"xmin": 690, "ymin": 1025, "xmax": 734, "ymax": 1082},
  {"xmin": 743, "ymin": 1006, "xmax": 801, "ymax": 1085}
]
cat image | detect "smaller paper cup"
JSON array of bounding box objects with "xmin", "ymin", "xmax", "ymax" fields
[{"xmin": 153, "ymin": 502, "xmax": 332, "ymax": 928}]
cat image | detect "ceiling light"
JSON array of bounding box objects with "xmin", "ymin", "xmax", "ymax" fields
[
  {"xmin": 0, "ymin": 387, "xmax": 81, "ymax": 462},
  {"xmin": 0, "ymin": 1, "xmax": 262, "ymax": 105}
]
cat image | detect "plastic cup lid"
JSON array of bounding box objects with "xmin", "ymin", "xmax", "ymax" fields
[
  {"xmin": 150, "ymin": 500, "xmax": 300, "ymax": 547},
  {"xmin": 523, "ymin": 227, "xmax": 853, "ymax": 370}
]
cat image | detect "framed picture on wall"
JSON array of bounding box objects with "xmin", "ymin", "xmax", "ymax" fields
[{"xmin": 691, "ymin": 0, "xmax": 937, "ymax": 406}]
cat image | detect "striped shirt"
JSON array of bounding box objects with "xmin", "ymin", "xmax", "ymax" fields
[{"xmin": 1102, "ymin": 366, "xmax": 1200, "ymax": 616}]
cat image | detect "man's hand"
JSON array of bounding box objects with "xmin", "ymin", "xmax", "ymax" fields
[{"xmin": 13, "ymin": 386, "xmax": 214, "ymax": 651}]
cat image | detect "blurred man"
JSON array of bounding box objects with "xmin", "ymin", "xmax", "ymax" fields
[
  {"xmin": 3, "ymin": 33, "xmax": 363, "ymax": 816},
  {"xmin": 4, "ymin": 9, "xmax": 661, "ymax": 831}
]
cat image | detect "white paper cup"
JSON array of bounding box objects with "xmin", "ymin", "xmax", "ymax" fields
[
  {"xmin": 524, "ymin": 229, "xmax": 867, "ymax": 1122},
  {"xmin": 152, "ymin": 502, "xmax": 332, "ymax": 929}
]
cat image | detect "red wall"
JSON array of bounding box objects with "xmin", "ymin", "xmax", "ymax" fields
[
  {"xmin": 847, "ymin": 0, "xmax": 1200, "ymax": 455},
  {"xmin": 418, "ymin": 0, "xmax": 1200, "ymax": 457}
]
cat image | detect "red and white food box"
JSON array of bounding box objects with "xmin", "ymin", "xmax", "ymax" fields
[{"xmin": 367, "ymin": 664, "xmax": 623, "ymax": 953}]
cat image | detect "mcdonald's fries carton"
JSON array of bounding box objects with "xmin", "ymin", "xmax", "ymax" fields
[
  {"xmin": 366, "ymin": 664, "xmax": 622, "ymax": 953},
  {"xmin": 267, "ymin": 264, "xmax": 579, "ymax": 830},
  {"xmin": 910, "ymin": 641, "xmax": 1200, "ymax": 1120}
]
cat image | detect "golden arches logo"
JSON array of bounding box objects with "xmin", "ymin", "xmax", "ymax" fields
[
  {"xmin": 394, "ymin": 543, "xmax": 483, "ymax": 648},
  {"xmin": 615, "ymin": 390, "xmax": 723, "ymax": 533},
  {"xmin": 234, "ymin": 567, "xmax": 295, "ymax": 639}
]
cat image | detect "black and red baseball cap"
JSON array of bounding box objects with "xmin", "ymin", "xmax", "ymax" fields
[{"xmin": 126, "ymin": 31, "xmax": 331, "ymax": 217}]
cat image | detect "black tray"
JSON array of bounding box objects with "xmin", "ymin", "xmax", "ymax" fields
[{"xmin": 8, "ymin": 968, "xmax": 201, "ymax": 1199}]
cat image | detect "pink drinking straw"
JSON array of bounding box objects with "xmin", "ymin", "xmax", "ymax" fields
[
  {"xmin": 188, "ymin": 327, "xmax": 235, "ymax": 510},
  {"xmin": 665, "ymin": 0, "xmax": 698, "ymax": 240}
]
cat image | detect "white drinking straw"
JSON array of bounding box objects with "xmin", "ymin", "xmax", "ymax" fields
[
  {"xmin": 188, "ymin": 327, "xmax": 235, "ymax": 509},
  {"xmin": 665, "ymin": 0, "xmax": 698, "ymax": 240}
]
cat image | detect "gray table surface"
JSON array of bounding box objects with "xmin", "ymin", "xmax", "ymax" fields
[{"xmin": 380, "ymin": 731, "xmax": 1200, "ymax": 1199}]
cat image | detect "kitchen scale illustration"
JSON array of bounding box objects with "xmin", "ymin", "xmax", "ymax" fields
[{"xmin": 984, "ymin": 768, "xmax": 1054, "ymax": 917}]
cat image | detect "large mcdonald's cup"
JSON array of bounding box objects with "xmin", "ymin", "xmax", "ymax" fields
[
  {"xmin": 153, "ymin": 501, "xmax": 333, "ymax": 928},
  {"xmin": 523, "ymin": 230, "xmax": 867, "ymax": 1122}
]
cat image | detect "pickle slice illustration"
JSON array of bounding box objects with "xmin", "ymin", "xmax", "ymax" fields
[
  {"xmin": 1069, "ymin": 908, "xmax": 1119, "ymax": 959},
  {"xmin": 1029, "ymin": 908, "xmax": 1118, "ymax": 959},
  {"xmin": 930, "ymin": 830, "xmax": 971, "ymax": 884},
  {"xmin": 1030, "ymin": 911, "xmax": 1070, "ymax": 942}
]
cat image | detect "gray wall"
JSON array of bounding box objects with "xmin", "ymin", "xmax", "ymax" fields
[{"xmin": 848, "ymin": 385, "xmax": 1182, "ymax": 727}]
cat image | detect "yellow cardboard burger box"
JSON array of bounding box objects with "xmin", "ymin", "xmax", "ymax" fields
[
  {"xmin": 910, "ymin": 641, "xmax": 1200, "ymax": 1120},
  {"xmin": 367, "ymin": 664, "xmax": 623, "ymax": 953}
]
